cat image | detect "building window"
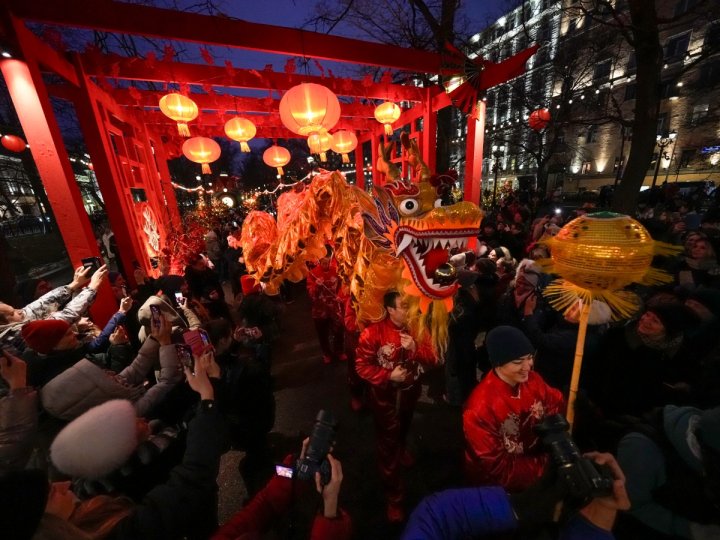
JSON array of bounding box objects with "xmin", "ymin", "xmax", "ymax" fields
[
  {"xmin": 674, "ymin": 0, "xmax": 699, "ymax": 16},
  {"xmin": 586, "ymin": 125, "xmax": 598, "ymax": 143},
  {"xmin": 626, "ymin": 52, "xmax": 637, "ymax": 72},
  {"xmin": 691, "ymin": 104, "xmax": 709, "ymax": 125},
  {"xmin": 581, "ymin": 161, "xmax": 592, "ymax": 174},
  {"xmin": 706, "ymin": 22, "xmax": 720, "ymax": 50},
  {"xmin": 700, "ymin": 60, "xmax": 720, "ymax": 86},
  {"xmin": 624, "ymin": 84, "xmax": 636, "ymax": 101},
  {"xmin": 657, "ymin": 112, "xmax": 668, "ymax": 134},
  {"xmin": 594, "ymin": 59, "xmax": 612, "ymax": 82},
  {"xmin": 659, "ymin": 80, "xmax": 679, "ymax": 100},
  {"xmin": 679, "ymin": 149, "xmax": 696, "ymax": 168},
  {"xmin": 664, "ymin": 32, "xmax": 691, "ymax": 62}
]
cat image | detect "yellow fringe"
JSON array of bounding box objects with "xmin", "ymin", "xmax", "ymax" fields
[
  {"xmin": 654, "ymin": 241, "xmax": 683, "ymax": 257},
  {"xmin": 542, "ymin": 279, "xmax": 641, "ymax": 321}
]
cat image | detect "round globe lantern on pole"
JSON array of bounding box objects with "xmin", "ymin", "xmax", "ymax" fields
[{"xmin": 159, "ymin": 93, "xmax": 198, "ymax": 137}]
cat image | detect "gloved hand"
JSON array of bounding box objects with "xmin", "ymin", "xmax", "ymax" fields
[{"xmin": 509, "ymin": 463, "xmax": 568, "ymax": 530}]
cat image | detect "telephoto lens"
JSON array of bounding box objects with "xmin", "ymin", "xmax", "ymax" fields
[
  {"xmin": 296, "ymin": 410, "xmax": 337, "ymax": 485},
  {"xmin": 535, "ymin": 414, "xmax": 614, "ymax": 505}
]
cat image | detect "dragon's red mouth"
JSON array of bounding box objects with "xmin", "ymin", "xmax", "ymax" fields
[{"xmin": 395, "ymin": 227, "xmax": 475, "ymax": 300}]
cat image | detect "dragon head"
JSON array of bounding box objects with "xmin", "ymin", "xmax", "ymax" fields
[{"xmin": 366, "ymin": 133, "xmax": 482, "ymax": 312}]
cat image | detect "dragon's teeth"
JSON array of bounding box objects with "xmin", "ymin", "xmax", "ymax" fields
[{"xmin": 396, "ymin": 235, "xmax": 413, "ymax": 255}]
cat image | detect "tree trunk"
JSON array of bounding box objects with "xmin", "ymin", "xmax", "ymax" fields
[{"xmin": 611, "ymin": 0, "xmax": 663, "ymax": 214}]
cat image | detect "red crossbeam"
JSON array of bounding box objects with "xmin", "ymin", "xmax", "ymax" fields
[{"xmin": 10, "ymin": 0, "xmax": 442, "ymax": 73}]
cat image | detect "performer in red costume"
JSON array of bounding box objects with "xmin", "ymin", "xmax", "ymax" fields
[
  {"xmin": 306, "ymin": 254, "xmax": 344, "ymax": 364},
  {"xmin": 339, "ymin": 286, "xmax": 366, "ymax": 412},
  {"xmin": 463, "ymin": 325, "xmax": 565, "ymax": 493},
  {"xmin": 355, "ymin": 291, "xmax": 437, "ymax": 523}
]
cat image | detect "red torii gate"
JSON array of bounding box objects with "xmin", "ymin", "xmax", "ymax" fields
[{"xmin": 0, "ymin": 0, "xmax": 534, "ymax": 322}]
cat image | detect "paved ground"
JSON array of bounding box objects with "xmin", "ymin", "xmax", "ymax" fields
[{"xmin": 216, "ymin": 281, "xmax": 466, "ymax": 539}]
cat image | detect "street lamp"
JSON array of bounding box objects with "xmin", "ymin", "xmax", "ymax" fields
[
  {"xmin": 651, "ymin": 130, "xmax": 677, "ymax": 189},
  {"xmin": 491, "ymin": 143, "xmax": 505, "ymax": 207}
]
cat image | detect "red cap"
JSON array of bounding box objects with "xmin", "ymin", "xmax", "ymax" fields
[
  {"xmin": 21, "ymin": 319, "xmax": 71, "ymax": 354},
  {"xmin": 240, "ymin": 275, "xmax": 262, "ymax": 296}
]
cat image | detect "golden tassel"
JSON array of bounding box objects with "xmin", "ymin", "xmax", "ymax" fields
[
  {"xmin": 201, "ymin": 163, "xmax": 211, "ymax": 174},
  {"xmin": 342, "ymin": 153, "xmax": 349, "ymax": 163},
  {"xmin": 320, "ymin": 152, "xmax": 327, "ymax": 162},
  {"xmin": 276, "ymin": 166, "xmax": 284, "ymax": 175},
  {"xmin": 240, "ymin": 141, "xmax": 250, "ymax": 152},
  {"xmin": 177, "ymin": 123, "xmax": 190, "ymax": 137},
  {"xmin": 384, "ymin": 123, "xmax": 393, "ymax": 136}
]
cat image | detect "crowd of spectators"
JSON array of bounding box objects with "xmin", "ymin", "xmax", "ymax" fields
[{"xmin": 1, "ymin": 183, "xmax": 719, "ymax": 539}]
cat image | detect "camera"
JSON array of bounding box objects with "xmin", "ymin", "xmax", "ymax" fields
[
  {"xmin": 295, "ymin": 410, "xmax": 337, "ymax": 485},
  {"xmin": 535, "ymin": 414, "xmax": 614, "ymax": 505}
]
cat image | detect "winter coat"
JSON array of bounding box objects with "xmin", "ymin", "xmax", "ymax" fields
[
  {"xmin": 0, "ymin": 387, "xmax": 38, "ymax": 473},
  {"xmin": 0, "ymin": 286, "xmax": 96, "ymax": 353},
  {"xmin": 401, "ymin": 486, "xmax": 614, "ymax": 540},
  {"xmin": 463, "ymin": 370, "xmax": 564, "ymax": 492},
  {"xmin": 211, "ymin": 456, "xmax": 351, "ymax": 540},
  {"xmin": 616, "ymin": 405, "xmax": 720, "ymax": 539},
  {"xmin": 109, "ymin": 402, "xmax": 228, "ymax": 540},
  {"xmin": 40, "ymin": 338, "xmax": 181, "ymax": 420},
  {"xmin": 136, "ymin": 295, "xmax": 201, "ymax": 342}
]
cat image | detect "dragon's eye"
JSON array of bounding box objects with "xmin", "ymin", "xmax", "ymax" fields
[
  {"xmin": 399, "ymin": 199, "xmax": 419, "ymax": 215},
  {"xmin": 434, "ymin": 198, "xmax": 443, "ymax": 208}
]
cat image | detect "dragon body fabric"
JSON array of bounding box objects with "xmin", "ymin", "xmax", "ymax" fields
[{"xmin": 240, "ymin": 134, "xmax": 482, "ymax": 356}]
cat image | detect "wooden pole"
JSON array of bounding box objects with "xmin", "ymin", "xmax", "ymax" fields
[{"xmin": 567, "ymin": 301, "xmax": 591, "ymax": 431}]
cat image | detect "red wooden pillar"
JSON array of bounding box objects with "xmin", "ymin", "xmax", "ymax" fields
[
  {"xmin": 70, "ymin": 61, "xmax": 149, "ymax": 284},
  {"xmin": 145, "ymin": 130, "xmax": 182, "ymax": 230},
  {"xmin": 354, "ymin": 135, "xmax": 364, "ymax": 190},
  {"xmin": 422, "ymin": 88, "xmax": 437, "ymax": 173},
  {"xmin": 0, "ymin": 58, "xmax": 116, "ymax": 323},
  {"xmin": 371, "ymin": 131, "xmax": 380, "ymax": 186},
  {"xmin": 464, "ymin": 101, "xmax": 486, "ymax": 205}
]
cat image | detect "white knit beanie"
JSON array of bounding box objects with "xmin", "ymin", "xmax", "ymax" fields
[{"xmin": 50, "ymin": 400, "xmax": 138, "ymax": 479}]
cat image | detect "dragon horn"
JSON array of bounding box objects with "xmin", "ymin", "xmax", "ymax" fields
[
  {"xmin": 376, "ymin": 140, "xmax": 401, "ymax": 182},
  {"xmin": 400, "ymin": 132, "xmax": 431, "ymax": 182}
]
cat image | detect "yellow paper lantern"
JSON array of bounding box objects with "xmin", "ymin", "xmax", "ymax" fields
[
  {"xmin": 330, "ymin": 130, "xmax": 358, "ymax": 163},
  {"xmin": 224, "ymin": 117, "xmax": 256, "ymax": 152},
  {"xmin": 374, "ymin": 101, "xmax": 401, "ymax": 136},
  {"xmin": 159, "ymin": 93, "xmax": 198, "ymax": 137},
  {"xmin": 279, "ymin": 83, "xmax": 341, "ymax": 136},
  {"xmin": 182, "ymin": 137, "xmax": 221, "ymax": 174},
  {"xmin": 308, "ymin": 130, "xmax": 334, "ymax": 162},
  {"xmin": 263, "ymin": 145, "xmax": 291, "ymax": 175}
]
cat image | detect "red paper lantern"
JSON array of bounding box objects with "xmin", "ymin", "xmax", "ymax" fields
[
  {"xmin": 224, "ymin": 117, "xmax": 256, "ymax": 152},
  {"xmin": 263, "ymin": 145, "xmax": 291, "ymax": 175},
  {"xmin": 374, "ymin": 101, "xmax": 401, "ymax": 135},
  {"xmin": 159, "ymin": 93, "xmax": 198, "ymax": 137},
  {"xmin": 1, "ymin": 134, "xmax": 26, "ymax": 153},
  {"xmin": 279, "ymin": 83, "xmax": 341, "ymax": 136},
  {"xmin": 182, "ymin": 137, "xmax": 221, "ymax": 174},
  {"xmin": 330, "ymin": 130, "xmax": 358, "ymax": 163},
  {"xmin": 528, "ymin": 108, "xmax": 551, "ymax": 131},
  {"xmin": 307, "ymin": 130, "xmax": 334, "ymax": 162}
]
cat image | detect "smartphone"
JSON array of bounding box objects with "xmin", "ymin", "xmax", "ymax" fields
[
  {"xmin": 81, "ymin": 256, "xmax": 102, "ymax": 272},
  {"xmin": 183, "ymin": 329, "xmax": 211, "ymax": 357},
  {"xmin": 149, "ymin": 305, "xmax": 162, "ymax": 329},
  {"xmin": 232, "ymin": 221, "xmax": 238, "ymax": 227},
  {"xmin": 174, "ymin": 292, "xmax": 184, "ymax": 304},
  {"xmin": 121, "ymin": 285, "xmax": 129, "ymax": 297},
  {"xmin": 176, "ymin": 344, "xmax": 194, "ymax": 372},
  {"xmin": 275, "ymin": 465, "xmax": 294, "ymax": 479}
]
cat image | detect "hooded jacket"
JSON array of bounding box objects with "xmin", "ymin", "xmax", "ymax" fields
[
  {"xmin": 617, "ymin": 405, "xmax": 719, "ymax": 539},
  {"xmin": 40, "ymin": 338, "xmax": 181, "ymax": 420}
]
